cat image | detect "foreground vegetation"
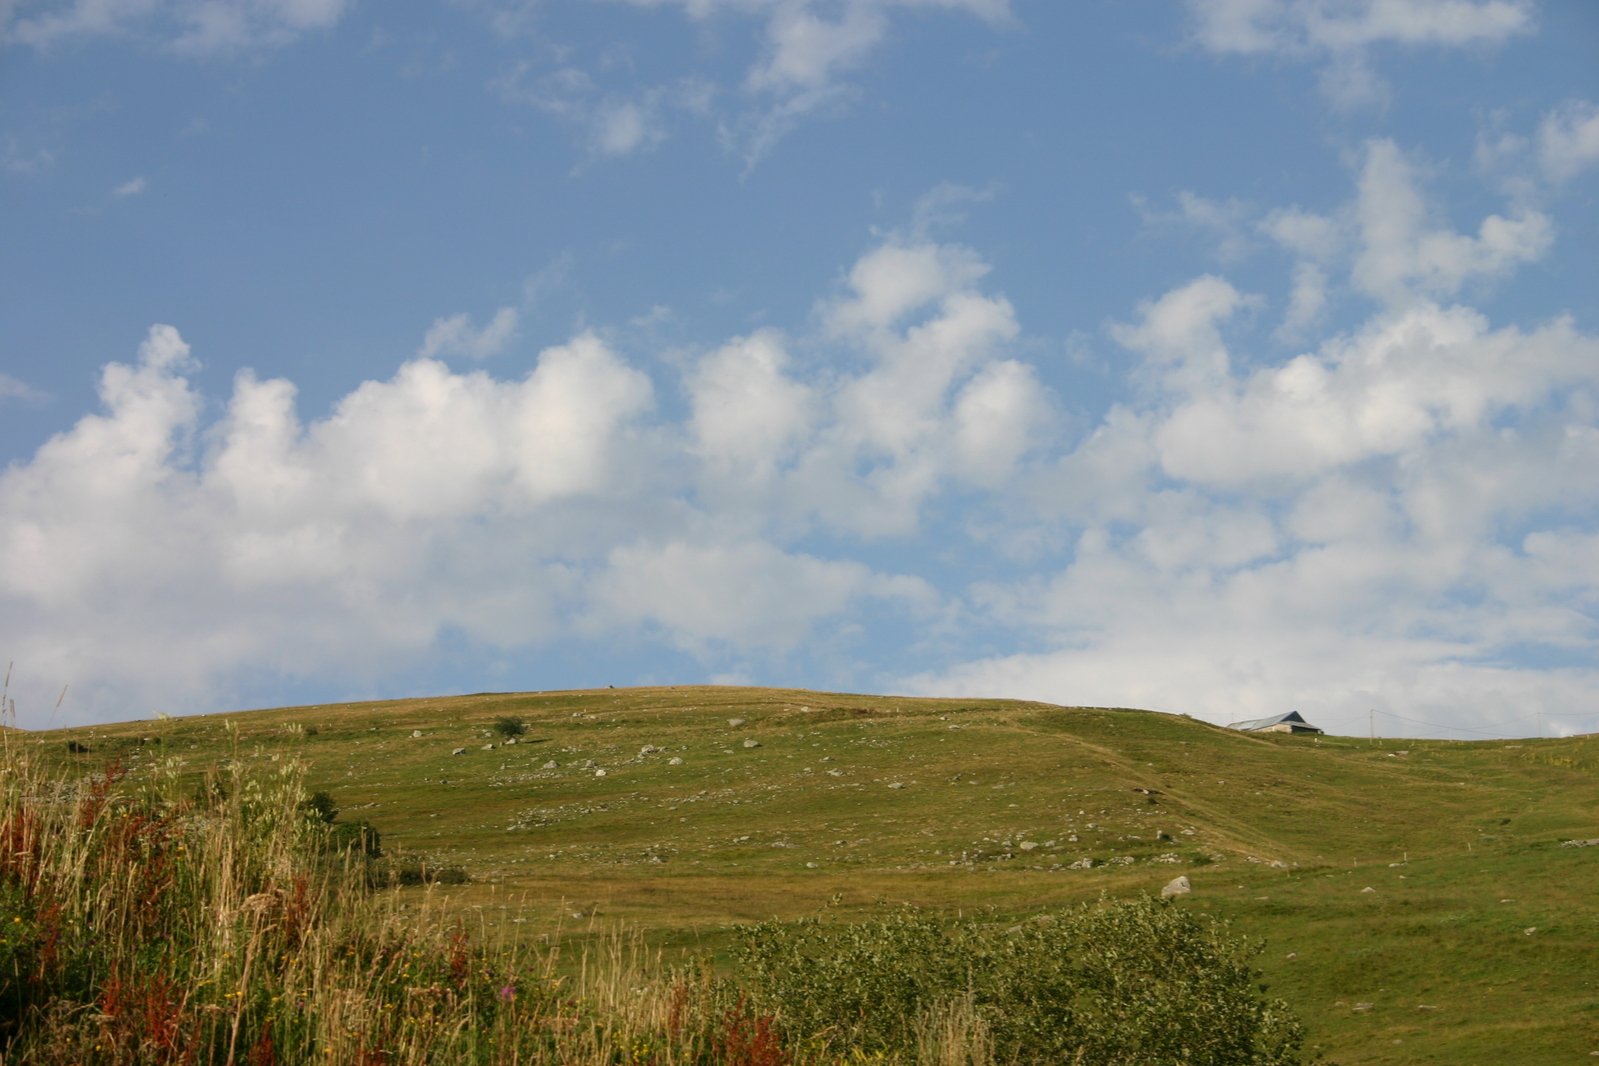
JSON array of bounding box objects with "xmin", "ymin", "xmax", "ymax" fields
[
  {"xmin": 15, "ymin": 685, "xmax": 1599, "ymax": 1062},
  {"xmin": 0, "ymin": 725, "xmax": 1303, "ymax": 1064}
]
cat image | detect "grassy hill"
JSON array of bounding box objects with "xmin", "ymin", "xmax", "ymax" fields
[{"xmin": 24, "ymin": 686, "xmax": 1599, "ymax": 1064}]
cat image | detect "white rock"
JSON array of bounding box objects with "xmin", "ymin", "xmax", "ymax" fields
[
  {"xmin": 1161, "ymin": 875, "xmax": 1191, "ymax": 898},
  {"xmin": 743, "ymin": 739, "xmax": 761, "ymax": 749},
  {"xmin": 451, "ymin": 747, "xmax": 466, "ymax": 756},
  {"xmin": 1019, "ymin": 841, "xmax": 1038, "ymax": 851},
  {"xmin": 728, "ymin": 718, "xmax": 746, "ymax": 727},
  {"xmin": 411, "ymin": 730, "xmax": 423, "ymax": 738},
  {"xmin": 543, "ymin": 760, "xmax": 558, "ymax": 769},
  {"xmin": 668, "ymin": 756, "xmax": 684, "ymax": 766},
  {"xmin": 1361, "ymin": 886, "xmax": 1376, "ymax": 893},
  {"xmin": 594, "ymin": 768, "xmax": 607, "ymax": 778}
]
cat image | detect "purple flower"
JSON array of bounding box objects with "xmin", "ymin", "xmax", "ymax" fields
[{"xmin": 498, "ymin": 984, "xmax": 516, "ymax": 1002}]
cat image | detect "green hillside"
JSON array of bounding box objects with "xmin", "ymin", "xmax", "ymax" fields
[{"xmin": 26, "ymin": 687, "xmax": 1599, "ymax": 1064}]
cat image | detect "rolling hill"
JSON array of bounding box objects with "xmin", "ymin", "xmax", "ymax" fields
[{"xmin": 24, "ymin": 686, "xmax": 1599, "ymax": 1064}]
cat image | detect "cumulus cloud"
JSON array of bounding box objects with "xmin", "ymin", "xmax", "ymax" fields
[
  {"xmin": 1352, "ymin": 139, "xmax": 1552, "ymax": 304},
  {"xmin": 3, "ymin": 156, "xmax": 1595, "ymax": 739},
  {"xmin": 906, "ymin": 130, "xmax": 1598, "ymax": 739},
  {"xmin": 0, "ymin": 225, "xmax": 1036, "ymax": 722},
  {"xmin": 4, "ymin": 0, "xmax": 351, "ymax": 52},
  {"xmin": 112, "ymin": 175, "xmax": 148, "ymax": 198},
  {"xmin": 589, "ymin": 538, "xmax": 933, "ymax": 652}
]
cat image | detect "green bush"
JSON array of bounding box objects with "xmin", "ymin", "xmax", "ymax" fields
[
  {"xmin": 736, "ymin": 898, "xmax": 1306, "ymax": 1065},
  {"xmin": 491, "ymin": 716, "xmax": 527, "ymax": 739}
]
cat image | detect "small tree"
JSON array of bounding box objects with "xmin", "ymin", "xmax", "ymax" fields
[{"xmin": 491, "ymin": 716, "xmax": 527, "ymax": 739}]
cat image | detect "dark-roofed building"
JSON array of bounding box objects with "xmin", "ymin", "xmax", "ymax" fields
[{"xmin": 1227, "ymin": 710, "xmax": 1324, "ymax": 735}]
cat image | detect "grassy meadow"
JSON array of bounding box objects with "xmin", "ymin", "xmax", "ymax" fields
[{"xmin": 12, "ymin": 685, "xmax": 1599, "ymax": 1063}]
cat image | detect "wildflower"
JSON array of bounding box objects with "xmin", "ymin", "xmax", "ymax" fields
[{"xmin": 498, "ymin": 984, "xmax": 516, "ymax": 1002}]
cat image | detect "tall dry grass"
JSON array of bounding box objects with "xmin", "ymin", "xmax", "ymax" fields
[{"xmin": 0, "ymin": 728, "xmax": 785, "ymax": 1065}]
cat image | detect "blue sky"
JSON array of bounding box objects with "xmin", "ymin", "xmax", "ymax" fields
[{"xmin": 2, "ymin": 0, "xmax": 1597, "ymax": 737}]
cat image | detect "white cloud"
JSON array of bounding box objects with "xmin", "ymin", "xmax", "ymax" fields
[
  {"xmin": 1538, "ymin": 98, "xmax": 1599, "ymax": 183},
  {"xmin": 1109, "ymin": 274, "xmax": 1257, "ymax": 394},
  {"xmin": 2, "ymin": 140, "xmax": 56, "ymax": 175},
  {"xmin": 1352, "ymin": 139, "xmax": 1551, "ymax": 305},
  {"xmin": 1276, "ymin": 261, "xmax": 1328, "ymax": 339},
  {"xmin": 0, "ymin": 371, "xmax": 48, "ymax": 404},
  {"xmin": 687, "ymin": 329, "xmax": 817, "ymax": 487},
  {"xmin": 1186, "ymin": 0, "xmax": 1534, "ymax": 109},
  {"xmin": 5, "ymin": 0, "xmax": 350, "ymax": 52},
  {"xmin": 2, "ymin": 161, "xmax": 1593, "ymax": 738},
  {"xmin": 584, "ymin": 0, "xmax": 1011, "ymax": 165},
  {"xmin": 1187, "ymin": 0, "xmax": 1533, "ymax": 55},
  {"xmin": 589, "ymin": 537, "xmax": 933, "ymax": 652},
  {"xmin": 417, "ymin": 306, "xmax": 520, "ymax": 360},
  {"xmin": 112, "ymin": 175, "xmax": 147, "ymax": 198}
]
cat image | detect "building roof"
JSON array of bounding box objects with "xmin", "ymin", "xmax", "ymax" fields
[{"xmin": 1227, "ymin": 710, "xmax": 1321, "ymax": 732}]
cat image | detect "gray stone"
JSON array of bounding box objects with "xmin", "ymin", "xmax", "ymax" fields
[
  {"xmin": 1161, "ymin": 875, "xmax": 1191, "ymax": 898},
  {"xmin": 451, "ymin": 747, "xmax": 466, "ymax": 756},
  {"xmin": 1561, "ymin": 838, "xmax": 1599, "ymax": 848},
  {"xmin": 727, "ymin": 718, "xmax": 746, "ymax": 727},
  {"xmin": 543, "ymin": 760, "xmax": 558, "ymax": 769},
  {"xmin": 411, "ymin": 730, "xmax": 423, "ymax": 738},
  {"xmin": 1019, "ymin": 840, "xmax": 1038, "ymax": 851},
  {"xmin": 743, "ymin": 738, "xmax": 761, "ymax": 749},
  {"xmin": 668, "ymin": 756, "xmax": 683, "ymax": 766}
]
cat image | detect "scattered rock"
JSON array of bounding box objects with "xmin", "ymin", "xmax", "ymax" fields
[
  {"xmin": 543, "ymin": 760, "xmax": 558, "ymax": 769},
  {"xmin": 451, "ymin": 747, "xmax": 466, "ymax": 756},
  {"xmin": 805, "ymin": 862, "xmax": 818, "ymax": 869},
  {"xmin": 1069, "ymin": 858, "xmax": 1093, "ymax": 870},
  {"xmin": 826, "ymin": 769, "xmax": 843, "ymax": 777},
  {"xmin": 742, "ymin": 739, "xmax": 761, "ymax": 749},
  {"xmin": 594, "ymin": 768, "xmax": 607, "ymax": 778},
  {"xmin": 1523, "ymin": 927, "xmax": 1537, "ymax": 935},
  {"xmin": 482, "ymin": 743, "xmax": 495, "ymax": 751},
  {"xmin": 411, "ymin": 730, "xmax": 423, "ymax": 738},
  {"xmin": 1416, "ymin": 1004, "xmax": 1438, "ymax": 1011},
  {"xmin": 1361, "ymin": 886, "xmax": 1376, "ymax": 893},
  {"xmin": 1352, "ymin": 1003, "xmax": 1373, "ymax": 1013},
  {"xmin": 1108, "ymin": 856, "xmax": 1134, "ymax": 866},
  {"xmin": 888, "ymin": 782, "xmax": 905, "ymax": 790},
  {"xmin": 504, "ymin": 737, "xmax": 516, "ymax": 745},
  {"xmin": 640, "ymin": 744, "xmax": 660, "ymax": 755},
  {"xmin": 1160, "ymin": 875, "xmax": 1191, "ymax": 898},
  {"xmin": 668, "ymin": 756, "xmax": 684, "ymax": 766},
  {"xmin": 727, "ymin": 718, "xmax": 746, "ymax": 727},
  {"xmin": 1561, "ymin": 838, "xmax": 1599, "ymax": 848},
  {"xmin": 1019, "ymin": 840, "xmax": 1038, "ymax": 851}
]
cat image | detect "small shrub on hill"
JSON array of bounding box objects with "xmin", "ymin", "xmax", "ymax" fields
[{"xmin": 491, "ymin": 715, "xmax": 527, "ymax": 739}]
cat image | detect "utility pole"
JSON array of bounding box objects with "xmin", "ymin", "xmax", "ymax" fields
[{"xmin": 1370, "ymin": 708, "xmax": 1375, "ymax": 745}]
